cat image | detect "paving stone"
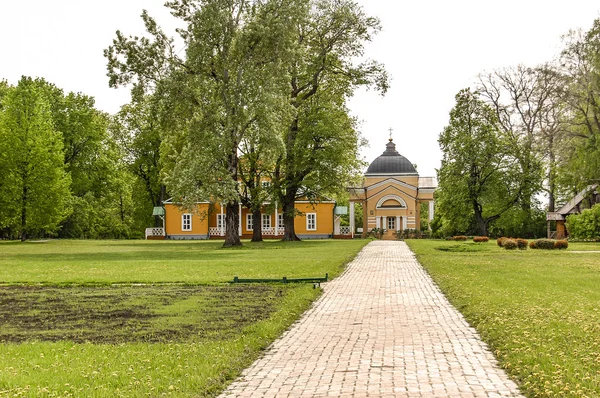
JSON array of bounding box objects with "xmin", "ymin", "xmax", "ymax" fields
[{"xmin": 219, "ymin": 241, "xmax": 523, "ymax": 397}]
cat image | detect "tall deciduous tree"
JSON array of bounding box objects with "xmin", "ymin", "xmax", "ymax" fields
[
  {"xmin": 559, "ymin": 20, "xmax": 600, "ymax": 191},
  {"xmin": 0, "ymin": 77, "xmax": 71, "ymax": 240},
  {"xmin": 275, "ymin": 0, "xmax": 387, "ymax": 241},
  {"xmin": 106, "ymin": 0, "xmax": 296, "ymax": 247},
  {"xmin": 437, "ymin": 89, "xmax": 521, "ymax": 236}
]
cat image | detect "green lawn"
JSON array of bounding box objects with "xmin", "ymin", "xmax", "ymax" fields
[
  {"xmin": 407, "ymin": 239, "xmax": 600, "ymax": 397},
  {"xmin": 0, "ymin": 239, "xmax": 369, "ymax": 397},
  {"xmin": 0, "ymin": 239, "xmax": 365, "ymax": 283}
]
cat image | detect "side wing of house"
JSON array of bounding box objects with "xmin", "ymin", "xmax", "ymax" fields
[{"xmin": 164, "ymin": 203, "xmax": 210, "ymax": 239}]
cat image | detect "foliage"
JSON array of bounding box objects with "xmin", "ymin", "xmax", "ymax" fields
[
  {"xmin": 502, "ymin": 239, "xmax": 517, "ymax": 250},
  {"xmin": 473, "ymin": 236, "xmax": 489, "ymax": 243},
  {"xmin": 0, "ymin": 77, "xmax": 71, "ymax": 240},
  {"xmin": 515, "ymin": 238, "xmax": 528, "ymax": 250},
  {"xmin": 529, "ymin": 238, "xmax": 566, "ymax": 250},
  {"xmin": 395, "ymin": 229, "xmax": 425, "ymax": 240},
  {"xmin": 368, "ymin": 228, "xmax": 385, "ymax": 239},
  {"xmin": 452, "ymin": 235, "xmax": 468, "ymax": 241},
  {"xmin": 566, "ymin": 203, "xmax": 600, "ymax": 239},
  {"xmin": 273, "ymin": 0, "xmax": 387, "ymax": 241},
  {"xmin": 436, "ymin": 89, "xmax": 521, "ymax": 237},
  {"xmin": 408, "ymin": 240, "xmax": 600, "ymax": 397},
  {"xmin": 554, "ymin": 239, "xmax": 569, "ymax": 249}
]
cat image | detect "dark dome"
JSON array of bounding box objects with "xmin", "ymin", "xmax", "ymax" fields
[{"xmin": 366, "ymin": 140, "xmax": 417, "ymax": 175}]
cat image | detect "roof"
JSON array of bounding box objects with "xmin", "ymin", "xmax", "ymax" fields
[
  {"xmin": 418, "ymin": 177, "xmax": 438, "ymax": 189},
  {"xmin": 546, "ymin": 183, "xmax": 599, "ymax": 221},
  {"xmin": 365, "ymin": 139, "xmax": 417, "ymax": 175}
]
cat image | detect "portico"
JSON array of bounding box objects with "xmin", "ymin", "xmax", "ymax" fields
[{"xmin": 349, "ymin": 138, "xmax": 436, "ymax": 238}]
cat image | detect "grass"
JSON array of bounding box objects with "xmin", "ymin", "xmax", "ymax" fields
[
  {"xmin": 0, "ymin": 239, "xmax": 369, "ymax": 397},
  {"xmin": 407, "ymin": 239, "xmax": 600, "ymax": 397},
  {"xmin": 0, "ymin": 239, "xmax": 366, "ymax": 283}
]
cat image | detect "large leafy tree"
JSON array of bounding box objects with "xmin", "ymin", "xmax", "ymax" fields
[
  {"xmin": 0, "ymin": 77, "xmax": 71, "ymax": 240},
  {"xmin": 106, "ymin": 0, "xmax": 296, "ymax": 247},
  {"xmin": 274, "ymin": 0, "xmax": 387, "ymax": 240},
  {"xmin": 559, "ymin": 19, "xmax": 600, "ymax": 191},
  {"xmin": 437, "ymin": 89, "xmax": 521, "ymax": 236}
]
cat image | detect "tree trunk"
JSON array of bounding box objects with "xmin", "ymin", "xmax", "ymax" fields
[
  {"xmin": 281, "ymin": 191, "xmax": 300, "ymax": 241},
  {"xmin": 223, "ymin": 201, "xmax": 242, "ymax": 247},
  {"xmin": 473, "ymin": 200, "xmax": 488, "ymax": 236},
  {"xmin": 251, "ymin": 208, "xmax": 263, "ymax": 242}
]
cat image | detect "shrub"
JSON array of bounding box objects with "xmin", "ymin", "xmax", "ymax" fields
[
  {"xmin": 497, "ymin": 237, "xmax": 507, "ymax": 247},
  {"xmin": 531, "ymin": 239, "xmax": 555, "ymax": 250},
  {"xmin": 453, "ymin": 236, "xmax": 468, "ymax": 241},
  {"xmin": 554, "ymin": 240, "xmax": 569, "ymax": 250},
  {"xmin": 473, "ymin": 236, "xmax": 489, "ymax": 243},
  {"xmin": 515, "ymin": 238, "xmax": 528, "ymax": 250},
  {"xmin": 529, "ymin": 240, "xmax": 537, "ymax": 249},
  {"xmin": 503, "ymin": 239, "xmax": 518, "ymax": 250}
]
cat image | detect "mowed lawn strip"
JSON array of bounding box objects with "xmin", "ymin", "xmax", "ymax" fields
[
  {"xmin": 407, "ymin": 240, "xmax": 600, "ymax": 397},
  {"xmin": 0, "ymin": 239, "xmax": 367, "ymax": 283},
  {"xmin": 0, "ymin": 239, "xmax": 369, "ymax": 397}
]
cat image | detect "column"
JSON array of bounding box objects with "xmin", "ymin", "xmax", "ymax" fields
[
  {"xmin": 395, "ymin": 216, "xmax": 400, "ymax": 231},
  {"xmin": 349, "ymin": 201, "xmax": 355, "ymax": 238},
  {"xmin": 382, "ymin": 216, "xmax": 387, "ymax": 230},
  {"xmin": 402, "ymin": 216, "xmax": 408, "ymax": 230},
  {"xmin": 429, "ymin": 201, "xmax": 435, "ymax": 222},
  {"xmin": 274, "ymin": 203, "xmax": 279, "ymax": 236},
  {"xmin": 376, "ymin": 216, "xmax": 381, "ymax": 229},
  {"xmin": 220, "ymin": 205, "xmax": 225, "ymax": 236},
  {"xmin": 238, "ymin": 204, "xmax": 242, "ymax": 236}
]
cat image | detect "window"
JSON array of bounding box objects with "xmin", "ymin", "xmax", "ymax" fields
[
  {"xmin": 262, "ymin": 214, "xmax": 271, "ymax": 229},
  {"xmin": 261, "ymin": 181, "xmax": 271, "ymax": 189},
  {"xmin": 278, "ymin": 213, "xmax": 284, "ymax": 228},
  {"xmin": 306, "ymin": 213, "xmax": 316, "ymax": 231},
  {"xmin": 246, "ymin": 214, "xmax": 254, "ymax": 231},
  {"xmin": 217, "ymin": 214, "xmax": 225, "ymax": 230},
  {"xmin": 388, "ymin": 217, "xmax": 395, "ymax": 231},
  {"xmin": 182, "ymin": 214, "xmax": 192, "ymax": 231}
]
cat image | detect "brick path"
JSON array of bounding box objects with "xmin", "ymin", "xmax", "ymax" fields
[{"xmin": 220, "ymin": 241, "xmax": 523, "ymax": 397}]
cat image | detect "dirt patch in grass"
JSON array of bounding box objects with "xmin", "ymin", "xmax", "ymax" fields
[{"xmin": 0, "ymin": 284, "xmax": 281, "ymax": 344}]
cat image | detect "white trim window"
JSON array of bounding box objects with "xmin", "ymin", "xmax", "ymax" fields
[
  {"xmin": 306, "ymin": 213, "xmax": 317, "ymax": 231},
  {"xmin": 246, "ymin": 214, "xmax": 254, "ymax": 231},
  {"xmin": 182, "ymin": 214, "xmax": 192, "ymax": 231},
  {"xmin": 217, "ymin": 214, "xmax": 225, "ymax": 229},
  {"xmin": 278, "ymin": 213, "xmax": 284, "ymax": 228},
  {"xmin": 262, "ymin": 214, "xmax": 271, "ymax": 229},
  {"xmin": 261, "ymin": 181, "xmax": 271, "ymax": 189},
  {"xmin": 388, "ymin": 217, "xmax": 395, "ymax": 231}
]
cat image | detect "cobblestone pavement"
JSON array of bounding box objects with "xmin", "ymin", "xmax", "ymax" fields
[{"xmin": 220, "ymin": 241, "xmax": 523, "ymax": 397}]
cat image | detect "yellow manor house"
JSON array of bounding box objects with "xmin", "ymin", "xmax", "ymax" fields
[{"xmin": 146, "ymin": 138, "xmax": 436, "ymax": 240}]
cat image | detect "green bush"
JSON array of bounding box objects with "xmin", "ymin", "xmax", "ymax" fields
[
  {"xmin": 566, "ymin": 204, "xmax": 600, "ymax": 240},
  {"xmin": 515, "ymin": 238, "xmax": 528, "ymax": 250},
  {"xmin": 530, "ymin": 239, "xmax": 564, "ymax": 250},
  {"xmin": 473, "ymin": 236, "xmax": 489, "ymax": 243},
  {"xmin": 554, "ymin": 240, "xmax": 569, "ymax": 250},
  {"xmin": 503, "ymin": 239, "xmax": 518, "ymax": 250}
]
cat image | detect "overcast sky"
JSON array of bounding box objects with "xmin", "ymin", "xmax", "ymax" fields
[{"xmin": 2, "ymin": 1, "xmax": 600, "ymax": 177}]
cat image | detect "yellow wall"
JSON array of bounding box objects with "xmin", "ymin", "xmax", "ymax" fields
[
  {"xmin": 294, "ymin": 202, "xmax": 334, "ymax": 235},
  {"xmin": 164, "ymin": 203, "xmax": 210, "ymax": 237}
]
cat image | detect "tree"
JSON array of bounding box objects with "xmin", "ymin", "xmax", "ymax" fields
[
  {"xmin": 0, "ymin": 77, "xmax": 71, "ymax": 240},
  {"xmin": 106, "ymin": 0, "xmax": 296, "ymax": 247},
  {"xmin": 437, "ymin": 89, "xmax": 521, "ymax": 236},
  {"xmin": 559, "ymin": 19, "xmax": 600, "ymax": 191},
  {"xmin": 274, "ymin": 0, "xmax": 387, "ymax": 240},
  {"xmin": 110, "ymin": 97, "xmax": 166, "ymax": 230}
]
